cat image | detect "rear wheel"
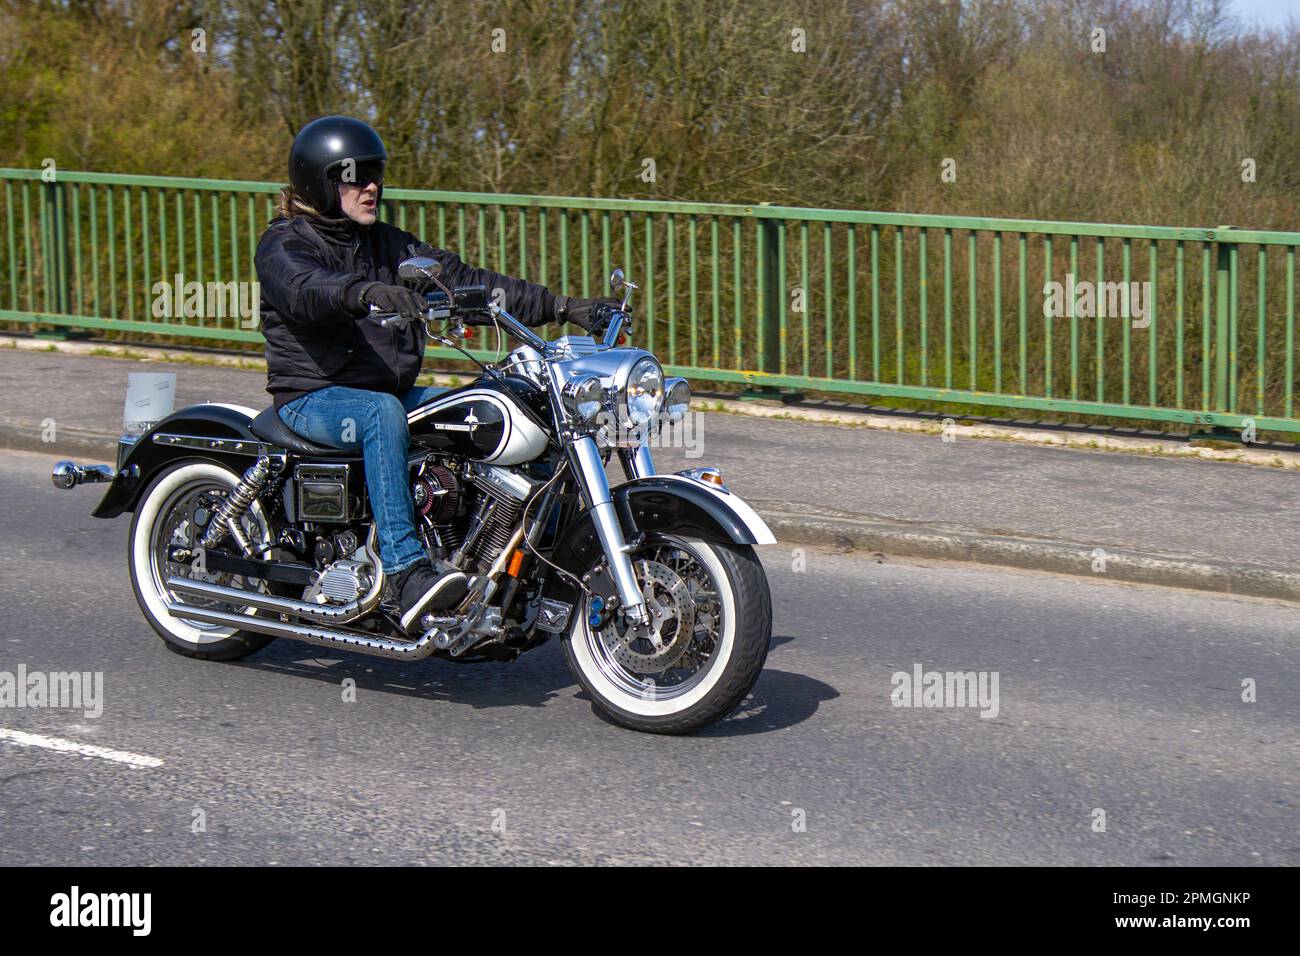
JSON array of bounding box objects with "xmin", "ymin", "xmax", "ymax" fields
[
  {"xmin": 562, "ymin": 533, "xmax": 772, "ymax": 734},
  {"xmin": 128, "ymin": 461, "xmax": 276, "ymax": 662}
]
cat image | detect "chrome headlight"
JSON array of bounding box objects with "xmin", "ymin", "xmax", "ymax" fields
[
  {"xmin": 562, "ymin": 373, "xmax": 605, "ymax": 423},
  {"xmin": 663, "ymin": 377, "xmax": 691, "ymax": 422},
  {"xmin": 623, "ymin": 357, "xmax": 664, "ymax": 427}
]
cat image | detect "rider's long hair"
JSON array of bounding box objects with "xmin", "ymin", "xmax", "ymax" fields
[
  {"xmin": 277, "ymin": 185, "xmax": 330, "ymax": 220},
  {"xmin": 276, "ymin": 185, "xmax": 357, "ymax": 240}
]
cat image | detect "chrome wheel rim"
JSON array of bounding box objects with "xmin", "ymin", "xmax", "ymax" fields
[
  {"xmin": 582, "ymin": 536, "xmax": 725, "ymax": 702},
  {"xmin": 149, "ymin": 478, "xmax": 269, "ymax": 632}
]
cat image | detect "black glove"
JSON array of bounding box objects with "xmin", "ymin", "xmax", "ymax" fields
[
  {"xmin": 356, "ymin": 281, "xmax": 427, "ymax": 320},
  {"xmin": 554, "ymin": 295, "xmax": 627, "ymax": 334}
]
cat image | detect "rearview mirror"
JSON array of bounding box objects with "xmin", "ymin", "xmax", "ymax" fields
[{"xmin": 399, "ymin": 256, "xmax": 443, "ymax": 282}]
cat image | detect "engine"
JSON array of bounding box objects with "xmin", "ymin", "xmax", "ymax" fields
[
  {"xmin": 412, "ymin": 457, "xmax": 541, "ymax": 573},
  {"xmin": 301, "ymin": 528, "xmax": 375, "ymax": 606},
  {"xmin": 412, "ymin": 461, "xmax": 461, "ymax": 529}
]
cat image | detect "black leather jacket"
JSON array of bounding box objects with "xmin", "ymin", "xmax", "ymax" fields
[{"xmin": 254, "ymin": 215, "xmax": 557, "ymax": 408}]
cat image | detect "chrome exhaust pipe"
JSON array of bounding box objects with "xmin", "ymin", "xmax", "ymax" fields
[
  {"xmin": 52, "ymin": 461, "xmax": 114, "ymax": 489},
  {"xmin": 163, "ymin": 601, "xmax": 442, "ymax": 660},
  {"xmin": 165, "ymin": 576, "xmax": 382, "ymax": 625},
  {"xmin": 162, "ymin": 524, "xmax": 466, "ymax": 660},
  {"xmin": 164, "ymin": 521, "xmax": 383, "ymax": 625}
]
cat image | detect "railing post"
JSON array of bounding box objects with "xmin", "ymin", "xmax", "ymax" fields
[
  {"xmin": 1191, "ymin": 226, "xmax": 1242, "ymax": 441},
  {"xmin": 34, "ymin": 178, "xmax": 89, "ymax": 340},
  {"xmin": 740, "ymin": 205, "xmax": 801, "ymax": 402},
  {"xmin": 761, "ymin": 214, "xmax": 780, "ymax": 373},
  {"xmin": 1213, "ymin": 227, "xmax": 1233, "ymax": 412}
]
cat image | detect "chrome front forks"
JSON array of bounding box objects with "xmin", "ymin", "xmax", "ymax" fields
[
  {"xmin": 617, "ymin": 443, "xmax": 656, "ymax": 480},
  {"xmin": 568, "ymin": 436, "xmax": 653, "ymax": 628}
]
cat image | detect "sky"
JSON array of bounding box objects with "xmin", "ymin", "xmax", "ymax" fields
[{"xmin": 1230, "ymin": 0, "xmax": 1298, "ymax": 31}]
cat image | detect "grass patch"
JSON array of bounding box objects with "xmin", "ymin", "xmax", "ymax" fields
[
  {"xmin": 163, "ymin": 352, "xmax": 264, "ymax": 370},
  {"xmin": 80, "ymin": 345, "xmax": 262, "ymax": 369},
  {"xmin": 89, "ymin": 346, "xmax": 149, "ymax": 360}
]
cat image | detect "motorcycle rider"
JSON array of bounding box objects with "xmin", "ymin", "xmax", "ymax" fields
[{"xmin": 255, "ymin": 115, "xmax": 618, "ymax": 633}]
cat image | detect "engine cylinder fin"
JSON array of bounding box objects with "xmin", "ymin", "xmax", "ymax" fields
[{"xmin": 478, "ymin": 500, "xmax": 523, "ymax": 562}]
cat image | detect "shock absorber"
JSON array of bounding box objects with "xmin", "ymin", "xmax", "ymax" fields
[{"xmin": 199, "ymin": 456, "xmax": 273, "ymax": 555}]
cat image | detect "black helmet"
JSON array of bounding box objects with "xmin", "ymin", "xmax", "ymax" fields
[{"xmin": 288, "ymin": 115, "xmax": 387, "ymax": 216}]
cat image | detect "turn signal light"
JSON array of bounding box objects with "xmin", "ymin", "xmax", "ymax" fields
[
  {"xmin": 506, "ymin": 549, "xmax": 526, "ymax": 577},
  {"xmin": 701, "ymin": 470, "xmax": 724, "ymax": 487}
]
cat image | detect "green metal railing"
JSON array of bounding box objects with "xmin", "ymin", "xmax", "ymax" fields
[{"xmin": 3, "ymin": 168, "xmax": 1298, "ymax": 436}]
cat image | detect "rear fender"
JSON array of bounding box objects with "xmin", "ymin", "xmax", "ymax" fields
[{"xmin": 91, "ymin": 403, "xmax": 266, "ymax": 519}]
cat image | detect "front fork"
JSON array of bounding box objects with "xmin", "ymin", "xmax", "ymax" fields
[
  {"xmin": 567, "ymin": 436, "xmax": 654, "ymax": 628},
  {"xmin": 617, "ymin": 444, "xmax": 656, "ymax": 481}
]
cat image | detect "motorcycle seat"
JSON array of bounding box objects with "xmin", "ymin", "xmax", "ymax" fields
[{"xmin": 249, "ymin": 406, "xmax": 356, "ymax": 458}]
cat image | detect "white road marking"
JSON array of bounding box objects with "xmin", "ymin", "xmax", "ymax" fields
[{"xmin": 0, "ymin": 729, "xmax": 163, "ymax": 768}]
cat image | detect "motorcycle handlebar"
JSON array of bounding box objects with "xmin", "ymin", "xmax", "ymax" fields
[
  {"xmin": 369, "ymin": 301, "xmax": 627, "ymax": 352},
  {"xmin": 369, "ymin": 305, "xmax": 433, "ymax": 329}
]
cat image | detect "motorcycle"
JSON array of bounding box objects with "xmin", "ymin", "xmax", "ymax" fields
[{"xmin": 51, "ymin": 260, "xmax": 776, "ymax": 734}]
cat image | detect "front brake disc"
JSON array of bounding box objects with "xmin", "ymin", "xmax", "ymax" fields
[{"xmin": 595, "ymin": 559, "xmax": 696, "ymax": 673}]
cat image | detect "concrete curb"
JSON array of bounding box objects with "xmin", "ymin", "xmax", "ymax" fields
[
  {"xmin": 2, "ymin": 419, "xmax": 118, "ymax": 462},
  {"xmin": 757, "ymin": 502, "xmax": 1300, "ymax": 604},
  {"xmin": 8, "ymin": 418, "xmax": 1297, "ymax": 604}
]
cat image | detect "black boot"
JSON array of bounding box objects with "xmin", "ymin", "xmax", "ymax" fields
[{"xmin": 390, "ymin": 558, "xmax": 468, "ymax": 633}]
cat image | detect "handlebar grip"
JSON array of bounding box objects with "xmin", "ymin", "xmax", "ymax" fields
[{"xmin": 368, "ymin": 305, "xmax": 408, "ymax": 328}]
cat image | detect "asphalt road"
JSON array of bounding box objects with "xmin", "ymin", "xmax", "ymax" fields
[{"xmin": 0, "ymin": 448, "xmax": 1295, "ymax": 865}]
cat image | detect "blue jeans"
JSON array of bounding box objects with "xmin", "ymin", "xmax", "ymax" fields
[{"xmin": 278, "ymin": 385, "xmax": 448, "ymax": 574}]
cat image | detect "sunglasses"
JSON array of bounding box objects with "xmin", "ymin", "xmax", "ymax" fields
[{"xmin": 330, "ymin": 160, "xmax": 385, "ymax": 188}]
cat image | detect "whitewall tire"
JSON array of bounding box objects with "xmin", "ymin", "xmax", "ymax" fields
[
  {"xmin": 128, "ymin": 460, "xmax": 276, "ymax": 661},
  {"xmin": 562, "ymin": 534, "xmax": 772, "ymax": 734}
]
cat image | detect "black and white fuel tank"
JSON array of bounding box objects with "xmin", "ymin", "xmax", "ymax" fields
[{"xmin": 406, "ymin": 375, "xmax": 551, "ymax": 465}]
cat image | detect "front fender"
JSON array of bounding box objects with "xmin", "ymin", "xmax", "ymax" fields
[
  {"xmin": 541, "ymin": 474, "xmax": 776, "ymax": 608},
  {"xmin": 615, "ymin": 475, "xmax": 776, "ymax": 546},
  {"xmin": 91, "ymin": 403, "xmax": 263, "ymax": 518}
]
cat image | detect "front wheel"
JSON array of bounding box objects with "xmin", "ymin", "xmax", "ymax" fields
[{"xmin": 562, "ymin": 533, "xmax": 772, "ymax": 734}]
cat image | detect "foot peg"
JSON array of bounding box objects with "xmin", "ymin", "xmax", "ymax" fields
[{"xmin": 422, "ymin": 605, "xmax": 503, "ymax": 658}]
